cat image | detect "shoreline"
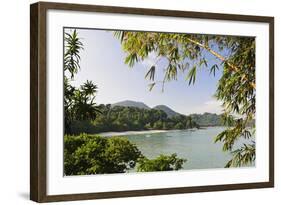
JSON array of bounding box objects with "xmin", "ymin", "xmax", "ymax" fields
[
  {"xmin": 97, "ymin": 128, "xmax": 200, "ymax": 137},
  {"xmin": 98, "ymin": 130, "xmax": 177, "ymax": 137}
]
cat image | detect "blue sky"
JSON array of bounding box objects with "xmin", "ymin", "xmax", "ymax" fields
[{"xmin": 66, "ymin": 28, "xmax": 224, "ymax": 115}]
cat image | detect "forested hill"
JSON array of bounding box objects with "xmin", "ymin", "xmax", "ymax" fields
[
  {"xmin": 112, "ymin": 100, "xmax": 150, "ymax": 109},
  {"xmin": 190, "ymin": 113, "xmax": 223, "ymax": 126},
  {"xmin": 153, "ymin": 105, "xmax": 180, "ymax": 117},
  {"xmin": 70, "ymin": 104, "xmax": 199, "ymax": 134},
  {"xmin": 113, "ymin": 100, "xmax": 180, "ymax": 117},
  {"xmin": 112, "ymin": 100, "xmax": 223, "ymax": 126},
  {"xmin": 69, "ymin": 102, "xmax": 224, "ymax": 135}
]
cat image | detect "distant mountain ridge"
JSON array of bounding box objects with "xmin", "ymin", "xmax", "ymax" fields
[
  {"xmin": 112, "ymin": 100, "xmax": 150, "ymax": 110},
  {"xmin": 153, "ymin": 105, "xmax": 180, "ymax": 117},
  {"xmin": 112, "ymin": 100, "xmax": 179, "ymax": 117},
  {"xmin": 112, "ymin": 100, "xmax": 223, "ymax": 126}
]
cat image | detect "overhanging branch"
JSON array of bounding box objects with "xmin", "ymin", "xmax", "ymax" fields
[{"xmin": 186, "ymin": 38, "xmax": 256, "ymax": 89}]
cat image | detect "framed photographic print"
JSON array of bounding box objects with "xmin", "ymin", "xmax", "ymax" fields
[{"xmin": 30, "ymin": 1, "xmax": 274, "ymax": 202}]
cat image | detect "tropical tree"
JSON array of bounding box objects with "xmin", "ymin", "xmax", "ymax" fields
[
  {"xmin": 64, "ymin": 29, "xmax": 83, "ymax": 79},
  {"xmin": 114, "ymin": 31, "xmax": 255, "ymax": 167},
  {"xmin": 64, "ymin": 79, "xmax": 102, "ymax": 134},
  {"xmin": 64, "ymin": 29, "xmax": 101, "ymax": 134},
  {"xmin": 63, "ymin": 30, "xmax": 189, "ymax": 175},
  {"xmin": 64, "ymin": 134, "xmax": 188, "ymax": 175},
  {"xmin": 64, "ymin": 134, "xmax": 142, "ymax": 175}
]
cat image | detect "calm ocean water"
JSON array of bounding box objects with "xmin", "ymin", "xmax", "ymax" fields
[{"xmin": 122, "ymin": 127, "xmax": 255, "ymax": 171}]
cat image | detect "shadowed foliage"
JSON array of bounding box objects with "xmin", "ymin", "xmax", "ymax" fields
[{"xmin": 64, "ymin": 30, "xmax": 101, "ymax": 134}]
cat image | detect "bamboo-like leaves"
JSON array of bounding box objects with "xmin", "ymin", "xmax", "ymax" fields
[
  {"xmin": 186, "ymin": 66, "xmax": 197, "ymax": 85},
  {"xmin": 225, "ymin": 142, "xmax": 255, "ymax": 168},
  {"xmin": 114, "ymin": 31, "xmax": 125, "ymax": 42},
  {"xmin": 165, "ymin": 64, "xmax": 178, "ymax": 81},
  {"xmin": 145, "ymin": 66, "xmax": 156, "ymax": 81},
  {"xmin": 199, "ymin": 58, "xmax": 208, "ymax": 67},
  {"xmin": 210, "ymin": 64, "xmax": 219, "ymax": 76},
  {"xmin": 114, "ymin": 31, "xmax": 256, "ymax": 168},
  {"xmin": 148, "ymin": 83, "xmax": 156, "ymax": 91},
  {"xmin": 125, "ymin": 53, "xmax": 138, "ymax": 67}
]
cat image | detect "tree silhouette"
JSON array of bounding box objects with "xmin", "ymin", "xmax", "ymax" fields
[{"xmin": 64, "ymin": 30, "xmax": 101, "ymax": 134}]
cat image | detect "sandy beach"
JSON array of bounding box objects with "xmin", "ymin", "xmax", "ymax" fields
[{"xmin": 97, "ymin": 130, "xmax": 171, "ymax": 137}]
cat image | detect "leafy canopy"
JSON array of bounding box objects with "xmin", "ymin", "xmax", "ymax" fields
[
  {"xmin": 64, "ymin": 134, "xmax": 142, "ymax": 175},
  {"xmin": 137, "ymin": 154, "xmax": 186, "ymax": 172},
  {"xmin": 64, "ymin": 134, "xmax": 187, "ymax": 175},
  {"xmin": 114, "ymin": 31, "xmax": 256, "ymax": 167}
]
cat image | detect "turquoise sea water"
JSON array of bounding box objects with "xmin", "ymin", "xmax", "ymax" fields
[{"xmin": 122, "ymin": 127, "xmax": 255, "ymax": 170}]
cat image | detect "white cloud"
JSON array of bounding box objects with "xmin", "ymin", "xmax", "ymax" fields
[{"xmin": 186, "ymin": 99, "xmax": 223, "ymax": 115}]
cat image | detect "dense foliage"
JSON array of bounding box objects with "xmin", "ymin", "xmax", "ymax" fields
[
  {"xmin": 137, "ymin": 154, "xmax": 186, "ymax": 172},
  {"xmin": 64, "ymin": 79, "xmax": 101, "ymax": 134},
  {"xmin": 69, "ymin": 104, "xmax": 200, "ymax": 134},
  {"xmin": 114, "ymin": 31, "xmax": 256, "ymax": 167},
  {"xmin": 64, "ymin": 134, "xmax": 186, "ymax": 175},
  {"xmin": 63, "ymin": 30, "xmax": 187, "ymax": 175},
  {"xmin": 64, "ymin": 134, "xmax": 142, "ymax": 175},
  {"xmin": 190, "ymin": 113, "xmax": 224, "ymax": 126}
]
